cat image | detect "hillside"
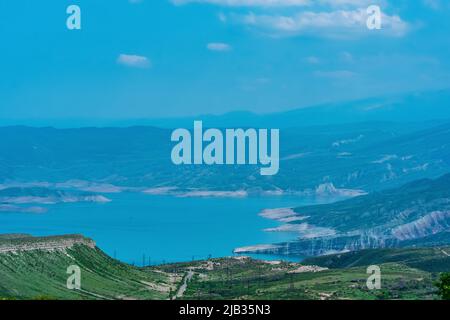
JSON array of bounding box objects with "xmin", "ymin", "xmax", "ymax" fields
[
  {"xmin": 157, "ymin": 245, "xmax": 448, "ymax": 300},
  {"xmin": 303, "ymin": 246, "xmax": 450, "ymax": 273},
  {"xmin": 0, "ymin": 234, "xmax": 95, "ymax": 253},
  {"xmin": 0, "ymin": 234, "xmax": 444, "ymax": 300},
  {"xmin": 236, "ymin": 174, "xmax": 450, "ymax": 257},
  {"xmin": 174, "ymin": 259, "xmax": 437, "ymax": 300},
  {"xmin": 0, "ymin": 234, "xmax": 178, "ymax": 300}
]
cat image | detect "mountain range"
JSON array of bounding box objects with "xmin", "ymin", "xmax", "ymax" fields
[{"xmin": 1, "ymin": 119, "xmax": 449, "ymax": 194}]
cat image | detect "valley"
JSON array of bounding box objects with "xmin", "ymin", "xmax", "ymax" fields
[
  {"xmin": 1, "ymin": 90, "xmax": 450, "ymax": 300},
  {"xmin": 0, "ymin": 234, "xmax": 448, "ymax": 300}
]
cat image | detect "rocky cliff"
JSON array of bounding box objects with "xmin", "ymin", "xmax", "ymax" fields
[{"xmin": 0, "ymin": 234, "xmax": 96, "ymax": 253}]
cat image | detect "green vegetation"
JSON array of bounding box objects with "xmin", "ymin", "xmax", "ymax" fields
[
  {"xmin": 435, "ymin": 273, "xmax": 450, "ymax": 300},
  {"xmin": 167, "ymin": 258, "xmax": 437, "ymax": 300},
  {"xmin": 0, "ymin": 240, "xmax": 179, "ymax": 300},
  {"xmin": 302, "ymin": 247, "xmax": 450, "ymax": 273},
  {"xmin": 0, "ymin": 234, "xmax": 448, "ymax": 300},
  {"xmin": 164, "ymin": 245, "xmax": 450, "ymax": 300}
]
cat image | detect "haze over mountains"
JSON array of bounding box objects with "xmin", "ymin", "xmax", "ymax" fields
[
  {"xmin": 2, "ymin": 89, "xmax": 450, "ymax": 129},
  {"xmin": 138, "ymin": 89, "xmax": 450, "ymax": 129},
  {"xmin": 0, "ymin": 122, "xmax": 448, "ymax": 191},
  {"xmin": 1, "ymin": 90, "xmax": 450, "ymax": 196}
]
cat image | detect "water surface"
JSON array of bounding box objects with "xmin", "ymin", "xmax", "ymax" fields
[{"xmin": 0, "ymin": 193, "xmax": 330, "ymax": 264}]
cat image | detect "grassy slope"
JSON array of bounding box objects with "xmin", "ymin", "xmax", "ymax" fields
[
  {"xmin": 159, "ymin": 258, "xmax": 438, "ymax": 300},
  {"xmin": 302, "ymin": 246, "xmax": 450, "ymax": 273},
  {"xmin": 164, "ymin": 259, "xmax": 436, "ymax": 300},
  {"xmin": 0, "ymin": 244, "xmax": 178, "ymax": 300},
  {"xmin": 0, "ymin": 236, "xmax": 447, "ymax": 300}
]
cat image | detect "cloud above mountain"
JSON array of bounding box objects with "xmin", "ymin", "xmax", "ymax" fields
[
  {"xmin": 231, "ymin": 8, "xmax": 408, "ymax": 38},
  {"xmin": 171, "ymin": 0, "xmax": 407, "ymax": 39}
]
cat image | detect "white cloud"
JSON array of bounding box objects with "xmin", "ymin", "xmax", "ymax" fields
[
  {"xmin": 171, "ymin": 0, "xmax": 310, "ymax": 6},
  {"xmin": 232, "ymin": 8, "xmax": 408, "ymax": 38},
  {"xmin": 117, "ymin": 54, "xmax": 151, "ymax": 68},
  {"xmin": 171, "ymin": 0, "xmax": 377, "ymax": 7},
  {"xmin": 171, "ymin": 0, "xmax": 408, "ymax": 39},
  {"xmin": 207, "ymin": 42, "xmax": 232, "ymax": 51}
]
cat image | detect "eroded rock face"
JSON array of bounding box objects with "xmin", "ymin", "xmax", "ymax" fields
[
  {"xmin": 391, "ymin": 211, "xmax": 450, "ymax": 241},
  {"xmin": 235, "ymin": 175, "xmax": 450, "ymax": 257},
  {"xmin": 0, "ymin": 234, "xmax": 96, "ymax": 253}
]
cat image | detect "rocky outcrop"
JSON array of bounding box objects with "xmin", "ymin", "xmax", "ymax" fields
[
  {"xmin": 235, "ymin": 233, "xmax": 400, "ymax": 257},
  {"xmin": 0, "ymin": 235, "xmax": 96, "ymax": 253}
]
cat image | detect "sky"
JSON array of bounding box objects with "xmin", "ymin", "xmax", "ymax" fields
[{"xmin": 0, "ymin": 0, "xmax": 450, "ymax": 125}]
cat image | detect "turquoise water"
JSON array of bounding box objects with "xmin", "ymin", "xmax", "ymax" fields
[{"xmin": 0, "ymin": 193, "xmax": 327, "ymax": 264}]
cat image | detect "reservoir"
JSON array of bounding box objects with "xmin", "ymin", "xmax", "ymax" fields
[{"xmin": 0, "ymin": 193, "xmax": 331, "ymax": 264}]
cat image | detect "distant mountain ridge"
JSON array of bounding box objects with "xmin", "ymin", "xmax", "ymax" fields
[
  {"xmin": 1, "ymin": 89, "xmax": 449, "ymax": 129},
  {"xmin": 0, "ymin": 186, "xmax": 111, "ymax": 213},
  {"xmin": 1, "ymin": 120, "xmax": 449, "ymax": 194},
  {"xmin": 99, "ymin": 89, "xmax": 450, "ymax": 129},
  {"xmin": 1, "ymin": 89, "xmax": 450, "ymax": 195}
]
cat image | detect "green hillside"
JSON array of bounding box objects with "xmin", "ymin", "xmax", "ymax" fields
[
  {"xmin": 163, "ymin": 258, "xmax": 437, "ymax": 300},
  {"xmin": 0, "ymin": 235, "xmax": 178, "ymax": 300},
  {"xmin": 0, "ymin": 234, "xmax": 446, "ymax": 300},
  {"xmin": 303, "ymin": 246, "xmax": 450, "ymax": 273}
]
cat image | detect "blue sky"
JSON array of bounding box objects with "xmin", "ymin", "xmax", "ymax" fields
[{"xmin": 0, "ymin": 0, "xmax": 449, "ymax": 124}]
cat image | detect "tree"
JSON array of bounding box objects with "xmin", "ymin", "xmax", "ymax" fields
[{"xmin": 435, "ymin": 272, "xmax": 450, "ymax": 300}]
